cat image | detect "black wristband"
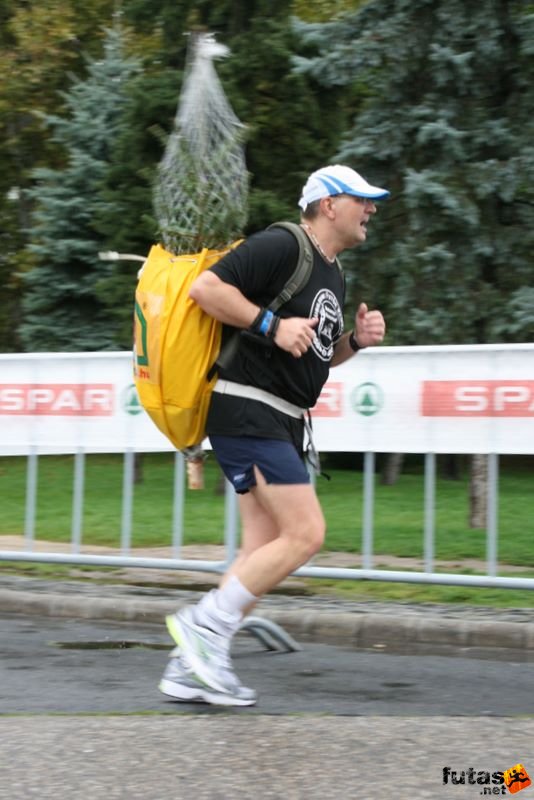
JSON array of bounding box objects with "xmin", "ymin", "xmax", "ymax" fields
[
  {"xmin": 269, "ymin": 314, "xmax": 281, "ymax": 340},
  {"xmin": 249, "ymin": 308, "xmax": 265, "ymax": 333},
  {"xmin": 249, "ymin": 308, "xmax": 277, "ymax": 337},
  {"xmin": 348, "ymin": 331, "xmax": 363, "ymax": 352}
]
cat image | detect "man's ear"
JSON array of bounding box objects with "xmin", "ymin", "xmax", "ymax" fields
[{"xmin": 320, "ymin": 195, "xmax": 336, "ymax": 219}]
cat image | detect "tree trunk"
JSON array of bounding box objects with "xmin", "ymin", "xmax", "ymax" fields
[
  {"xmin": 469, "ymin": 454, "xmax": 488, "ymax": 528},
  {"xmin": 380, "ymin": 453, "xmax": 405, "ymax": 486},
  {"xmin": 441, "ymin": 453, "xmax": 461, "ymax": 480},
  {"xmin": 133, "ymin": 452, "xmax": 144, "ymax": 484}
]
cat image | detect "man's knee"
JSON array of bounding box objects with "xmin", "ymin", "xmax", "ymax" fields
[{"xmin": 286, "ymin": 514, "xmax": 325, "ymax": 564}]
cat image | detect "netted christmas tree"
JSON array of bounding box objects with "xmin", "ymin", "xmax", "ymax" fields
[{"xmin": 153, "ymin": 33, "xmax": 248, "ymax": 254}]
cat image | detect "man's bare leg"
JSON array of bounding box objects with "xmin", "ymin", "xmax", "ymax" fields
[
  {"xmin": 229, "ymin": 465, "xmax": 325, "ymax": 599},
  {"xmin": 219, "ymin": 488, "xmax": 280, "ymax": 616},
  {"xmin": 164, "ymin": 467, "xmax": 324, "ymax": 697},
  {"xmin": 184, "ymin": 465, "xmax": 324, "ymax": 628}
]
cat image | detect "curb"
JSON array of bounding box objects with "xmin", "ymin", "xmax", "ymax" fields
[{"xmin": 2, "ymin": 588, "xmax": 534, "ymax": 653}]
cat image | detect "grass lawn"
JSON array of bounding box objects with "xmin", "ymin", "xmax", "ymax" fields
[
  {"xmin": 0, "ymin": 453, "xmax": 532, "ymax": 566},
  {"xmin": 1, "ymin": 453, "xmax": 533, "ymax": 607},
  {"xmin": 317, "ymin": 466, "xmax": 534, "ymax": 564}
]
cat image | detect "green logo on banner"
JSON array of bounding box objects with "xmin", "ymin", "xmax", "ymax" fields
[
  {"xmin": 351, "ymin": 382, "xmax": 384, "ymax": 416},
  {"xmin": 122, "ymin": 384, "xmax": 143, "ymax": 415}
]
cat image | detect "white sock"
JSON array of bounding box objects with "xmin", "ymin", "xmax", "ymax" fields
[{"xmin": 193, "ymin": 576, "xmax": 258, "ymax": 637}]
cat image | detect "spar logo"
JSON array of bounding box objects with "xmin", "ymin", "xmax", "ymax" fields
[
  {"xmin": 0, "ymin": 384, "xmax": 114, "ymax": 416},
  {"xmin": 351, "ymin": 382, "xmax": 384, "ymax": 416},
  {"xmin": 122, "ymin": 384, "xmax": 143, "ymax": 416},
  {"xmin": 312, "ymin": 382, "xmax": 343, "ymax": 417},
  {"xmin": 422, "ymin": 381, "xmax": 534, "ymax": 417}
]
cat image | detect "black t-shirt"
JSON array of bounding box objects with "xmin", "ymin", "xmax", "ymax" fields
[{"xmin": 206, "ymin": 226, "xmax": 345, "ymax": 447}]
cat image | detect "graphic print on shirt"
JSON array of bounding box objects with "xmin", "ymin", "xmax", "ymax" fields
[{"xmin": 310, "ymin": 288, "xmax": 344, "ymax": 362}]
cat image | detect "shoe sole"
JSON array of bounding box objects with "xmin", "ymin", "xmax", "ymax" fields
[
  {"xmin": 165, "ymin": 613, "xmax": 229, "ymax": 695},
  {"xmin": 159, "ymin": 679, "xmax": 256, "ymax": 707}
]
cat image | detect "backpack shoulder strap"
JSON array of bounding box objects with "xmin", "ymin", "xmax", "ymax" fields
[
  {"xmin": 215, "ymin": 222, "xmax": 310, "ymax": 373},
  {"xmin": 268, "ymin": 221, "xmax": 344, "ymax": 301},
  {"xmin": 266, "ymin": 221, "xmax": 314, "ymax": 311},
  {"xmin": 214, "ymin": 221, "xmax": 344, "ymax": 374}
]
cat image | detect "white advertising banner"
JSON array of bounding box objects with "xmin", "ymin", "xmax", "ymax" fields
[
  {"xmin": 314, "ymin": 344, "xmax": 534, "ymax": 455},
  {"xmin": 0, "ymin": 352, "xmax": 173, "ymax": 456},
  {"xmin": 0, "ymin": 345, "xmax": 533, "ymax": 456}
]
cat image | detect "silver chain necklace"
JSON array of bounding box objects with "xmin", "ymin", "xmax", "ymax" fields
[{"xmin": 300, "ymin": 223, "xmax": 336, "ymax": 264}]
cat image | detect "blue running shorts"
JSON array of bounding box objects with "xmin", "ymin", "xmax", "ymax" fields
[{"xmin": 209, "ymin": 435, "xmax": 310, "ymax": 494}]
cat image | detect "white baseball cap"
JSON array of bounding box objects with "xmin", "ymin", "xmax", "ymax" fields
[{"xmin": 298, "ymin": 164, "xmax": 390, "ymax": 210}]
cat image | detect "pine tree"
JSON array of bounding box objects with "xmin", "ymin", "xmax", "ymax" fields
[
  {"xmin": 295, "ymin": 1, "xmax": 534, "ymax": 514},
  {"xmin": 153, "ymin": 32, "xmax": 249, "ymax": 254},
  {"xmin": 94, "ymin": 0, "xmax": 353, "ymax": 348},
  {"xmin": 0, "ymin": 0, "xmax": 117, "ymax": 352},
  {"xmin": 91, "ymin": 68, "xmax": 179, "ymax": 348},
  {"xmin": 216, "ymin": 8, "xmax": 352, "ymax": 231},
  {"xmin": 19, "ymin": 24, "xmax": 139, "ymax": 351},
  {"xmin": 294, "ymin": 0, "xmax": 534, "ymax": 344}
]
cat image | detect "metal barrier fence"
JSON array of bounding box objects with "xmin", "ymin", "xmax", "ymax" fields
[
  {"xmin": 1, "ymin": 447, "xmax": 533, "ymax": 591},
  {"xmin": 1, "ymin": 344, "xmax": 533, "ymax": 590}
]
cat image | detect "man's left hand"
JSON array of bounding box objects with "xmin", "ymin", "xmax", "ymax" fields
[{"xmin": 354, "ymin": 302, "xmax": 386, "ymax": 348}]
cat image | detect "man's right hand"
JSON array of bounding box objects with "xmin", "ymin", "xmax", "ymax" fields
[{"xmin": 274, "ymin": 317, "xmax": 319, "ymax": 358}]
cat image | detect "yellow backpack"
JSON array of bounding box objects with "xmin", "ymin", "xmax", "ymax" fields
[
  {"xmin": 133, "ymin": 223, "xmax": 340, "ymax": 451},
  {"xmin": 133, "ymin": 242, "xmax": 240, "ymax": 451}
]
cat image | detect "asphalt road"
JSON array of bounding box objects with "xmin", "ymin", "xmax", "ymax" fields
[
  {"xmin": 2, "ymin": 612, "xmax": 534, "ymax": 716},
  {"xmin": 3, "ymin": 613, "xmax": 534, "ymax": 800}
]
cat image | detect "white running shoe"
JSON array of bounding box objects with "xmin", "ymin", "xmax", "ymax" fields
[
  {"xmin": 165, "ymin": 607, "xmax": 256, "ymax": 700},
  {"xmin": 159, "ymin": 654, "xmax": 256, "ymax": 707}
]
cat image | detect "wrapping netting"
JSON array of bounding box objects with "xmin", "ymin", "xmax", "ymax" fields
[{"xmin": 154, "ymin": 33, "xmax": 248, "ymax": 254}]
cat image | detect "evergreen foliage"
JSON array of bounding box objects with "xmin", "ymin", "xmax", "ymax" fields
[
  {"xmin": 0, "ymin": 0, "xmax": 116, "ymax": 352},
  {"xmin": 0, "ymin": 190, "xmax": 23, "ymax": 352},
  {"xmin": 19, "ymin": 26, "xmax": 139, "ymax": 351},
  {"xmin": 92, "ymin": 69, "xmax": 179, "ymax": 347},
  {"xmin": 91, "ymin": 1, "xmax": 351, "ymax": 347},
  {"xmin": 5, "ymin": 0, "xmax": 532, "ymax": 351},
  {"xmin": 294, "ymin": 0, "xmax": 534, "ymax": 343},
  {"xmin": 215, "ymin": 10, "xmax": 352, "ymax": 231}
]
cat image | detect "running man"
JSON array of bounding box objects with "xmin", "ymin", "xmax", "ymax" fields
[{"xmin": 159, "ymin": 165, "xmax": 389, "ymax": 705}]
